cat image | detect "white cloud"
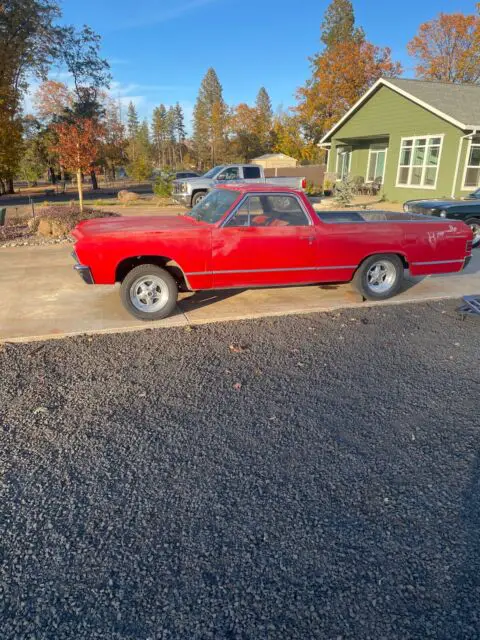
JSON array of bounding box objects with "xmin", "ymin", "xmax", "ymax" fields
[{"xmin": 109, "ymin": 81, "xmax": 191, "ymax": 96}]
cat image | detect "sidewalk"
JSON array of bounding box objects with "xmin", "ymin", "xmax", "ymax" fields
[{"xmin": 1, "ymin": 244, "xmax": 479, "ymax": 342}]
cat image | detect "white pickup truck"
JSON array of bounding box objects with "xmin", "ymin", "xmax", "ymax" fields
[{"xmin": 172, "ymin": 164, "xmax": 306, "ymax": 207}]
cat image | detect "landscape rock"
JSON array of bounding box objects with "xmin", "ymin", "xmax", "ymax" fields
[{"xmin": 117, "ymin": 190, "xmax": 138, "ymax": 204}]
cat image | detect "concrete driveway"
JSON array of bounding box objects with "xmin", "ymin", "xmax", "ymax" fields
[{"xmin": 1, "ymin": 243, "xmax": 479, "ymax": 342}]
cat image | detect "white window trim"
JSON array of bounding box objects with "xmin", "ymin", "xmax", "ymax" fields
[
  {"xmin": 336, "ymin": 147, "xmax": 352, "ymax": 181},
  {"xmin": 366, "ymin": 145, "xmax": 388, "ymax": 183},
  {"xmin": 461, "ymin": 136, "xmax": 480, "ymax": 191},
  {"xmin": 395, "ymin": 134, "xmax": 445, "ymax": 190}
]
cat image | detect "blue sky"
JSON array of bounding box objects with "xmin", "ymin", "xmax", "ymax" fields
[{"xmin": 51, "ymin": 0, "xmax": 477, "ymax": 131}]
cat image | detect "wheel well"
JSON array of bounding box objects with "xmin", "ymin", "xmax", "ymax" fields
[
  {"xmin": 115, "ymin": 256, "xmax": 190, "ymax": 290},
  {"xmin": 358, "ymin": 252, "xmax": 409, "ymax": 270}
]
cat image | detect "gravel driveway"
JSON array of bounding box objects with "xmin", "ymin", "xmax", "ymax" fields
[{"xmin": 0, "ymin": 300, "xmax": 479, "ymax": 639}]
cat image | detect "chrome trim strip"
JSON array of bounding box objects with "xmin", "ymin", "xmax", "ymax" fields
[
  {"xmin": 186, "ymin": 265, "xmax": 357, "ymax": 276},
  {"xmin": 411, "ymin": 259, "xmax": 464, "ymax": 266},
  {"xmin": 321, "ymin": 219, "xmax": 447, "ymax": 224}
]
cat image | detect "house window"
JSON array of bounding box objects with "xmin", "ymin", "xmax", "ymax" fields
[
  {"xmin": 336, "ymin": 148, "xmax": 351, "ymax": 180},
  {"xmin": 464, "ymin": 137, "xmax": 480, "ymax": 189},
  {"xmin": 396, "ymin": 136, "xmax": 443, "ymax": 188},
  {"xmin": 367, "ymin": 145, "xmax": 387, "ymax": 183}
]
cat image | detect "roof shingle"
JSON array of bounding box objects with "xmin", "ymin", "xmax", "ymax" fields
[{"xmin": 387, "ymin": 78, "xmax": 480, "ymax": 127}]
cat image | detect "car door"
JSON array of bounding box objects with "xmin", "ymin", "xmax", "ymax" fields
[
  {"xmin": 215, "ymin": 166, "xmax": 240, "ymax": 183},
  {"xmin": 210, "ymin": 193, "xmax": 319, "ymax": 288}
]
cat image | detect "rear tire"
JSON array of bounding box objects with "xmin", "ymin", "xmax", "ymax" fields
[
  {"xmin": 353, "ymin": 254, "xmax": 404, "ymax": 301},
  {"xmin": 192, "ymin": 191, "xmax": 207, "ymax": 207},
  {"xmin": 120, "ymin": 264, "xmax": 178, "ymax": 321},
  {"xmin": 466, "ymin": 218, "xmax": 480, "ymax": 248}
]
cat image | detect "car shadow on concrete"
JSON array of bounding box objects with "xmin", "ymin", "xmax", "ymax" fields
[{"xmin": 179, "ymin": 289, "xmax": 245, "ymax": 313}]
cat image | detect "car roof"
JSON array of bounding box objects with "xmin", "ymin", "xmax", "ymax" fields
[{"xmin": 215, "ymin": 183, "xmax": 300, "ymax": 194}]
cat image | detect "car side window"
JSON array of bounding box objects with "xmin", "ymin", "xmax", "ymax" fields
[
  {"xmin": 224, "ymin": 195, "xmax": 310, "ymax": 228},
  {"xmin": 217, "ymin": 167, "xmax": 239, "ymax": 181},
  {"xmin": 243, "ymin": 166, "xmax": 261, "ymax": 179}
]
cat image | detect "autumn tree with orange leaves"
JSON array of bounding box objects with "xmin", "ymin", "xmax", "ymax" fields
[
  {"xmin": 33, "ymin": 80, "xmax": 73, "ymax": 121},
  {"xmin": 51, "ymin": 119, "xmax": 103, "ymax": 211},
  {"xmin": 407, "ymin": 4, "xmax": 480, "ymax": 84},
  {"xmin": 297, "ymin": 0, "xmax": 402, "ymax": 144}
]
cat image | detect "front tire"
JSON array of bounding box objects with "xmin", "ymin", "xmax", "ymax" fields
[
  {"xmin": 353, "ymin": 254, "xmax": 404, "ymax": 301},
  {"xmin": 120, "ymin": 264, "xmax": 178, "ymax": 320},
  {"xmin": 466, "ymin": 218, "xmax": 480, "ymax": 248},
  {"xmin": 192, "ymin": 191, "xmax": 207, "ymax": 207}
]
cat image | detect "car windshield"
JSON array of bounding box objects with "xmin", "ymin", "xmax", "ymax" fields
[
  {"xmin": 469, "ymin": 188, "xmax": 480, "ymax": 199},
  {"xmin": 203, "ymin": 166, "xmax": 225, "ymax": 179},
  {"xmin": 186, "ymin": 189, "xmax": 239, "ymax": 224}
]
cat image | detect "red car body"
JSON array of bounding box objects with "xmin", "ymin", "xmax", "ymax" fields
[{"xmin": 72, "ymin": 184, "xmax": 472, "ymax": 293}]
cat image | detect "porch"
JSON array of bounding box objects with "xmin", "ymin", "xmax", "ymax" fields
[{"xmin": 333, "ymin": 135, "xmax": 389, "ymax": 195}]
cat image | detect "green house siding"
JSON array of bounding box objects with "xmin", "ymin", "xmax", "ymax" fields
[{"xmin": 327, "ymin": 85, "xmax": 471, "ymax": 202}]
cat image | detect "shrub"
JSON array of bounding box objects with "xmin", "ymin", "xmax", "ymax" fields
[
  {"xmin": 305, "ymin": 180, "xmax": 321, "ymax": 196},
  {"xmin": 35, "ymin": 205, "xmax": 120, "ymax": 236},
  {"xmin": 153, "ymin": 174, "xmax": 173, "ymax": 198},
  {"xmin": 334, "ymin": 175, "xmax": 355, "ymax": 207}
]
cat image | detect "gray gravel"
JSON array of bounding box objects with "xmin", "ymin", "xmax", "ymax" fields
[{"xmin": 0, "ymin": 300, "xmax": 479, "ymax": 639}]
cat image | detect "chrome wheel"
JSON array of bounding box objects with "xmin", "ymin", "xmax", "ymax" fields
[
  {"xmin": 469, "ymin": 222, "xmax": 480, "ymax": 247},
  {"xmin": 366, "ymin": 260, "xmax": 397, "ymax": 294},
  {"xmin": 130, "ymin": 275, "xmax": 169, "ymax": 313}
]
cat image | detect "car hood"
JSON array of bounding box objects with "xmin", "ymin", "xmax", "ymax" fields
[
  {"xmin": 407, "ymin": 199, "xmax": 456, "ymax": 209},
  {"xmin": 173, "ymin": 176, "xmax": 211, "ymax": 185},
  {"xmin": 72, "ymin": 215, "xmax": 201, "ymax": 240}
]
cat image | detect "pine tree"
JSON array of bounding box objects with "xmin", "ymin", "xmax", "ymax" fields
[
  {"xmin": 126, "ymin": 101, "xmax": 140, "ymax": 163},
  {"xmin": 127, "ymin": 101, "xmax": 139, "ymax": 138},
  {"xmin": 320, "ymin": 0, "xmax": 364, "ymax": 47},
  {"xmin": 128, "ymin": 118, "xmax": 152, "ymax": 181},
  {"xmin": 152, "ymin": 104, "xmax": 168, "ymax": 166},
  {"xmin": 174, "ymin": 102, "xmax": 186, "ymax": 165},
  {"xmin": 193, "ymin": 68, "xmax": 227, "ymax": 168},
  {"xmin": 174, "ymin": 103, "xmax": 186, "ymax": 143},
  {"xmin": 165, "ymin": 107, "xmax": 177, "ymax": 167},
  {"xmin": 254, "ymin": 87, "xmax": 273, "ymax": 154}
]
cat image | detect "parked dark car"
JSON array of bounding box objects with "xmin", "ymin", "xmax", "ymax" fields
[
  {"xmin": 174, "ymin": 171, "xmax": 199, "ymax": 179},
  {"xmin": 404, "ymin": 188, "xmax": 480, "ymax": 247}
]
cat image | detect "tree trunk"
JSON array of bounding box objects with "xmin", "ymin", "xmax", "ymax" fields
[
  {"xmin": 6, "ymin": 178, "xmax": 14, "ymax": 194},
  {"xmin": 112, "ymin": 164, "xmax": 116, "ymax": 181},
  {"xmin": 90, "ymin": 169, "xmax": 98, "ymax": 190},
  {"xmin": 0, "ymin": 179, "xmax": 5, "ymax": 195},
  {"xmin": 77, "ymin": 170, "xmax": 84, "ymax": 212},
  {"xmin": 60, "ymin": 166, "xmax": 65, "ymax": 181},
  {"xmin": 48, "ymin": 166, "xmax": 57, "ymax": 184}
]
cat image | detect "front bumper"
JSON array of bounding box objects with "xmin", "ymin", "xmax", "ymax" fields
[
  {"xmin": 72, "ymin": 251, "xmax": 94, "ymax": 284},
  {"xmin": 172, "ymin": 192, "xmax": 191, "ymax": 206}
]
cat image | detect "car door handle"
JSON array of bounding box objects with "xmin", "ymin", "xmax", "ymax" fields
[{"xmin": 302, "ymin": 235, "xmax": 316, "ymax": 245}]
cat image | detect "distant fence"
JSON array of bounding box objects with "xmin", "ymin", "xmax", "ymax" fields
[{"xmin": 264, "ymin": 164, "xmax": 326, "ymax": 188}]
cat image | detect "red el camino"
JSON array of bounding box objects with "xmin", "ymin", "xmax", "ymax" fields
[{"xmin": 71, "ymin": 185, "xmax": 473, "ymax": 320}]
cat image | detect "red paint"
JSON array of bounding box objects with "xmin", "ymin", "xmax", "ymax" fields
[{"xmin": 72, "ymin": 185, "xmax": 473, "ymax": 290}]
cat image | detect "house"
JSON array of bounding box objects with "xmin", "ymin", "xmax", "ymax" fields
[
  {"xmin": 320, "ymin": 78, "xmax": 480, "ymax": 201},
  {"xmin": 251, "ymin": 153, "xmax": 298, "ymax": 169}
]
